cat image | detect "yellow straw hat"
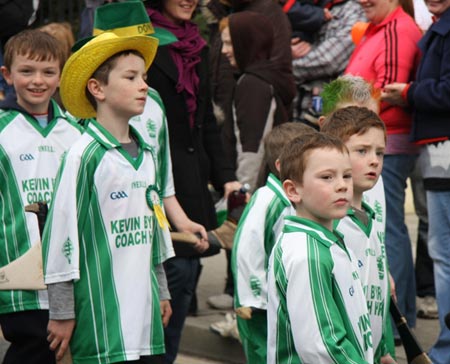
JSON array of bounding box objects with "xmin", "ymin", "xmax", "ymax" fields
[{"xmin": 60, "ymin": 32, "xmax": 158, "ymax": 118}]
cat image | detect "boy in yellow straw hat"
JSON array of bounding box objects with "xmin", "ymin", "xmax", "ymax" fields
[
  {"xmin": 87, "ymin": 1, "xmax": 210, "ymax": 258},
  {"xmin": 42, "ymin": 25, "xmax": 172, "ymax": 364}
]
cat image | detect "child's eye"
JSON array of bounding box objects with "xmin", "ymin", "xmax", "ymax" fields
[
  {"xmin": 357, "ymin": 149, "xmax": 367, "ymax": 155},
  {"xmin": 376, "ymin": 151, "xmax": 385, "ymax": 157},
  {"xmin": 321, "ymin": 175, "xmax": 333, "ymax": 180},
  {"xmin": 45, "ymin": 70, "xmax": 57, "ymax": 76},
  {"xmin": 344, "ymin": 173, "xmax": 352, "ymax": 180}
]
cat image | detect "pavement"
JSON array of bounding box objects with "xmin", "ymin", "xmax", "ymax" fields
[{"xmin": 0, "ymin": 188, "xmax": 442, "ymax": 363}]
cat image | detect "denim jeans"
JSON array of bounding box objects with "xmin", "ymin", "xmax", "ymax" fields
[
  {"xmin": 410, "ymin": 161, "xmax": 434, "ymax": 297},
  {"xmin": 382, "ymin": 154, "xmax": 417, "ymax": 329},
  {"xmin": 427, "ymin": 191, "xmax": 450, "ymax": 364},
  {"xmin": 163, "ymin": 257, "xmax": 200, "ymax": 364}
]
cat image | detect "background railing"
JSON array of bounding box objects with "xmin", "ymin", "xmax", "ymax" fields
[{"xmin": 35, "ymin": 0, "xmax": 84, "ymax": 36}]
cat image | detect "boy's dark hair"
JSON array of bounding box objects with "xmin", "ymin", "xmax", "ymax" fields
[
  {"xmin": 85, "ymin": 50, "xmax": 145, "ymax": 110},
  {"xmin": 3, "ymin": 29, "xmax": 66, "ymax": 71},
  {"xmin": 280, "ymin": 132, "xmax": 348, "ymax": 184},
  {"xmin": 264, "ymin": 122, "xmax": 317, "ymax": 177},
  {"xmin": 321, "ymin": 106, "xmax": 386, "ymax": 143}
]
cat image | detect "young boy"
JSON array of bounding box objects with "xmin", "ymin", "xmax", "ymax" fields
[
  {"xmin": 322, "ymin": 106, "xmax": 396, "ymax": 363},
  {"xmin": 267, "ymin": 132, "xmax": 374, "ymax": 364},
  {"xmin": 232, "ymin": 122, "xmax": 316, "ymax": 363},
  {"xmin": 0, "ymin": 30, "xmax": 83, "ymax": 364},
  {"xmin": 42, "ymin": 31, "xmax": 173, "ymax": 363}
]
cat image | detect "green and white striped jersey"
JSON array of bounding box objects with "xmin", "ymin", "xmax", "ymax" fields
[
  {"xmin": 232, "ymin": 173, "xmax": 294, "ymax": 310},
  {"xmin": 267, "ymin": 216, "xmax": 374, "ymax": 364},
  {"xmin": 0, "ymin": 101, "xmax": 82, "ymax": 314},
  {"xmin": 43, "ymin": 120, "xmax": 174, "ymax": 363},
  {"xmin": 336, "ymin": 202, "xmax": 391, "ymax": 362},
  {"xmin": 363, "ymin": 177, "xmax": 385, "ymax": 223},
  {"xmin": 129, "ymin": 88, "xmax": 174, "ymax": 199}
]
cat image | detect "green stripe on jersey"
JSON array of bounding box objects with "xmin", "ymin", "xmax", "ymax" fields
[
  {"xmin": 0, "ymin": 146, "xmax": 38, "ymax": 313},
  {"xmin": 273, "ymin": 245, "xmax": 301, "ymax": 364}
]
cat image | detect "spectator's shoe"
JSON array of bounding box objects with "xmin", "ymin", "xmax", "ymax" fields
[
  {"xmin": 207, "ymin": 293, "xmax": 233, "ymax": 310},
  {"xmin": 210, "ymin": 313, "xmax": 240, "ymax": 341},
  {"xmin": 417, "ymin": 296, "xmax": 439, "ymax": 319}
]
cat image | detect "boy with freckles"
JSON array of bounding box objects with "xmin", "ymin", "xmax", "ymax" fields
[
  {"xmin": 322, "ymin": 106, "xmax": 396, "ymax": 364},
  {"xmin": 267, "ymin": 132, "xmax": 374, "ymax": 364}
]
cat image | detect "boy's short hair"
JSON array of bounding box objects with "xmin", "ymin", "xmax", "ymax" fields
[
  {"xmin": 85, "ymin": 49, "xmax": 144, "ymax": 110},
  {"xmin": 264, "ymin": 122, "xmax": 317, "ymax": 177},
  {"xmin": 321, "ymin": 106, "xmax": 386, "ymax": 143},
  {"xmin": 321, "ymin": 75, "xmax": 381, "ymax": 115},
  {"xmin": 280, "ymin": 132, "xmax": 348, "ymax": 184},
  {"xmin": 3, "ymin": 29, "xmax": 66, "ymax": 71}
]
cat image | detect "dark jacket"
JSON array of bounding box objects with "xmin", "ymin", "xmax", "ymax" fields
[
  {"xmin": 408, "ymin": 8, "xmax": 450, "ymax": 142},
  {"xmin": 147, "ymin": 45, "xmax": 236, "ymax": 245},
  {"xmin": 285, "ymin": 0, "xmax": 328, "ymax": 43}
]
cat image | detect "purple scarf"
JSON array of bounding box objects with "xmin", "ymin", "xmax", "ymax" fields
[{"xmin": 148, "ymin": 8, "xmax": 206, "ymax": 127}]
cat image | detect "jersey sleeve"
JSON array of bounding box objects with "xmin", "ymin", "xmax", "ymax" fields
[
  {"xmin": 42, "ymin": 149, "xmax": 84, "ymax": 284},
  {"xmin": 152, "ymin": 217, "xmax": 175, "ymax": 266},
  {"xmin": 233, "ymin": 190, "xmax": 269, "ymax": 309}
]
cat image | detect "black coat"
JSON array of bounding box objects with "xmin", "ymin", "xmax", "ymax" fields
[{"xmin": 147, "ymin": 45, "xmax": 236, "ymax": 236}]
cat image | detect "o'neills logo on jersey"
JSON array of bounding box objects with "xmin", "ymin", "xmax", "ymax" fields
[
  {"xmin": 110, "ymin": 191, "xmax": 128, "ymax": 200},
  {"xmin": 19, "ymin": 153, "xmax": 35, "ymax": 161},
  {"xmin": 38, "ymin": 145, "xmax": 56, "ymax": 153}
]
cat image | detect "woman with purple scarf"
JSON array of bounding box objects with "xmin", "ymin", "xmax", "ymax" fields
[{"xmin": 145, "ymin": 0, "xmax": 239, "ymax": 363}]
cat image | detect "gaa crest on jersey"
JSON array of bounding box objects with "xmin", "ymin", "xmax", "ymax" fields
[
  {"xmin": 145, "ymin": 119, "xmax": 157, "ymax": 138},
  {"xmin": 250, "ymin": 276, "xmax": 262, "ymax": 297},
  {"xmin": 62, "ymin": 237, "xmax": 74, "ymax": 264}
]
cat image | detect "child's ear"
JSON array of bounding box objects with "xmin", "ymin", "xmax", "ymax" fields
[
  {"xmin": 1, "ymin": 66, "xmax": 13, "ymax": 86},
  {"xmin": 87, "ymin": 78, "xmax": 105, "ymax": 102},
  {"xmin": 318, "ymin": 115, "xmax": 326, "ymax": 129},
  {"xmin": 275, "ymin": 159, "xmax": 281, "ymax": 173},
  {"xmin": 283, "ymin": 179, "xmax": 302, "ymax": 204}
]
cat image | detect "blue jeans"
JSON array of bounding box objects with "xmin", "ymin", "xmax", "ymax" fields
[
  {"xmin": 163, "ymin": 257, "xmax": 200, "ymax": 364},
  {"xmin": 427, "ymin": 191, "xmax": 450, "ymax": 364},
  {"xmin": 382, "ymin": 154, "xmax": 417, "ymax": 329}
]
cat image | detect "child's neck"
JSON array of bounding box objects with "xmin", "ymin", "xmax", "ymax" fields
[
  {"xmin": 97, "ymin": 113, "xmax": 131, "ymax": 143},
  {"xmin": 352, "ymin": 191, "xmax": 363, "ymax": 210}
]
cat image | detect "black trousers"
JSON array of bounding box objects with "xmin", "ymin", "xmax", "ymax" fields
[{"xmin": 0, "ymin": 310, "xmax": 55, "ymax": 364}]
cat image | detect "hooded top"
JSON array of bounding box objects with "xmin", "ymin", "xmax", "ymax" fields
[{"xmin": 229, "ymin": 11, "xmax": 295, "ymax": 108}]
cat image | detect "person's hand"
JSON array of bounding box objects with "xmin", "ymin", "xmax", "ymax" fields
[
  {"xmin": 291, "ymin": 38, "xmax": 312, "ymax": 59},
  {"xmin": 324, "ymin": 8, "xmax": 333, "ymax": 21},
  {"xmin": 47, "ymin": 319, "xmax": 76, "ymax": 361},
  {"xmin": 176, "ymin": 219, "xmax": 209, "ymax": 253},
  {"xmin": 381, "ymin": 353, "xmax": 397, "ymax": 364},
  {"xmin": 381, "ymin": 83, "xmax": 408, "ymax": 106},
  {"xmin": 389, "ymin": 273, "xmax": 397, "ymax": 302},
  {"xmin": 160, "ymin": 300, "xmax": 172, "ymax": 327},
  {"xmin": 223, "ymin": 181, "xmax": 242, "ymax": 200}
]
